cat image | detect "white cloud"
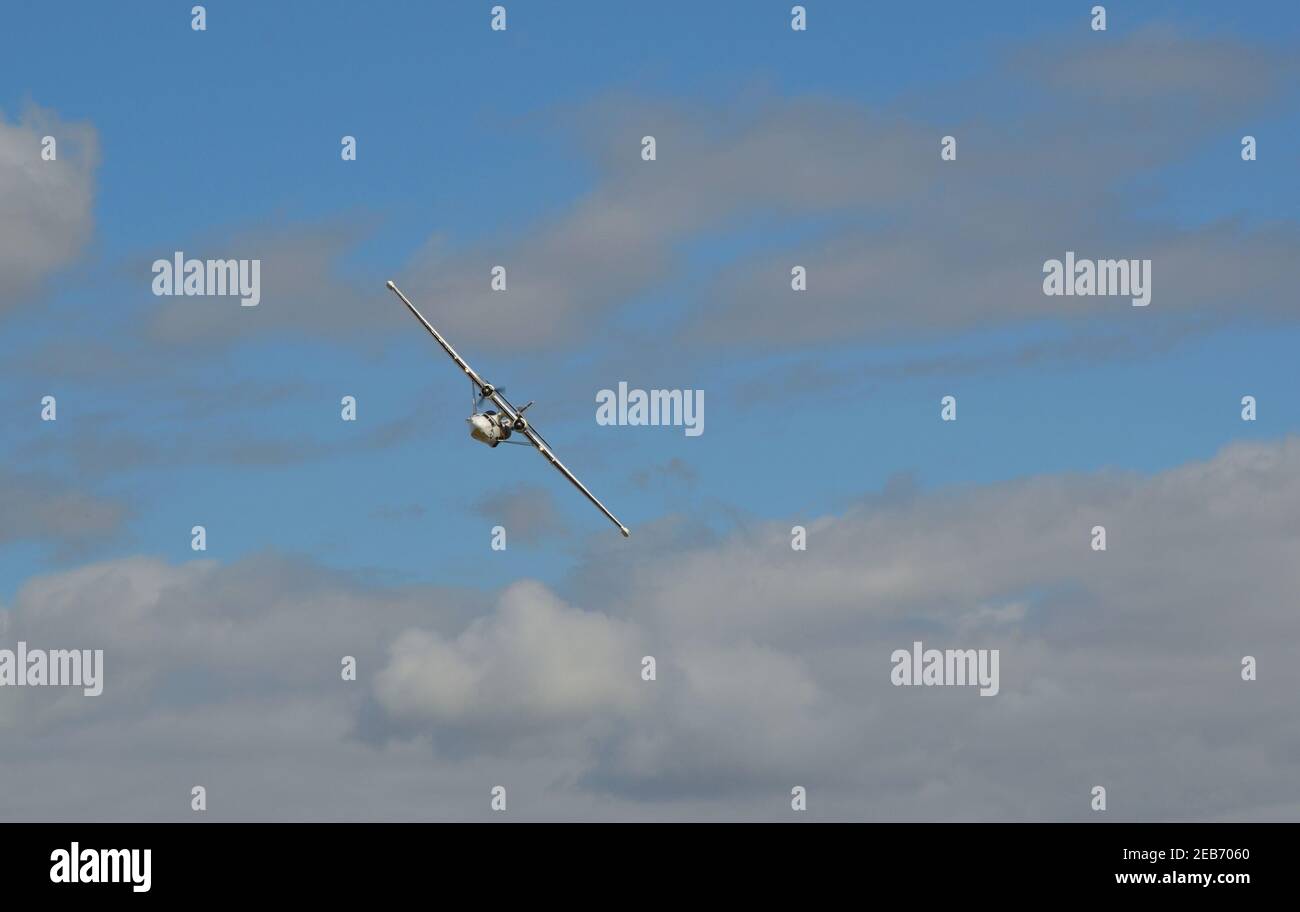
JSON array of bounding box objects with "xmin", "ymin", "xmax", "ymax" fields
[
  {"xmin": 374, "ymin": 580, "xmax": 641, "ymax": 727},
  {"xmin": 0, "ymin": 104, "xmax": 98, "ymax": 312},
  {"xmin": 4, "ymin": 439, "xmax": 1299, "ymax": 819}
]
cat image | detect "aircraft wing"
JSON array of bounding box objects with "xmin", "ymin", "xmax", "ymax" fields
[
  {"xmin": 386, "ymin": 280, "xmax": 630, "ymax": 537},
  {"xmin": 518, "ymin": 422, "xmax": 630, "ymax": 538},
  {"xmin": 386, "ymin": 281, "xmax": 489, "ymax": 394}
]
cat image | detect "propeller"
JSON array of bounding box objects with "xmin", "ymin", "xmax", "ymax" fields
[{"xmin": 474, "ymin": 385, "xmax": 507, "ymax": 412}]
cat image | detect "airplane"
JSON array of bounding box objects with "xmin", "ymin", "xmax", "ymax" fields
[{"xmin": 385, "ymin": 280, "xmax": 630, "ymax": 538}]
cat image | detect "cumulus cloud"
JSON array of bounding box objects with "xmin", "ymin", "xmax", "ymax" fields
[
  {"xmin": 0, "ymin": 104, "xmax": 98, "ymax": 313},
  {"xmin": 4, "ymin": 439, "xmax": 1300, "ymax": 819},
  {"xmin": 558, "ymin": 438, "xmax": 1300, "ymax": 816},
  {"xmin": 374, "ymin": 580, "xmax": 641, "ymax": 730}
]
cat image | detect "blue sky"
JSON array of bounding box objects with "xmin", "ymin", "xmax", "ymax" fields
[
  {"xmin": 5, "ymin": 1, "xmax": 1296, "ymax": 599},
  {"xmin": 2, "ymin": 2, "xmax": 1300, "ymax": 821}
]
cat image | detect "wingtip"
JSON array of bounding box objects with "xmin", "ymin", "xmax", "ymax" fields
[
  {"xmin": 385, "ymin": 279, "xmax": 396, "ymax": 290},
  {"xmin": 620, "ymin": 526, "xmax": 630, "ymax": 538}
]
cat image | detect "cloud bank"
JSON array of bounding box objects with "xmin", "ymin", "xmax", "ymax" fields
[{"xmin": 4, "ymin": 438, "xmax": 1298, "ymax": 820}]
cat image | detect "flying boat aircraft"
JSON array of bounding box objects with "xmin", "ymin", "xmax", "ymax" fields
[{"xmin": 385, "ymin": 280, "xmax": 630, "ymax": 538}]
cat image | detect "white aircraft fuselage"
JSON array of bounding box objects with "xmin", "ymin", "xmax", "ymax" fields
[{"xmin": 467, "ymin": 411, "xmax": 513, "ymax": 446}]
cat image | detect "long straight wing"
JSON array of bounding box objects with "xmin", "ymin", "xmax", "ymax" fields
[
  {"xmin": 386, "ymin": 281, "xmax": 489, "ymax": 394},
  {"xmin": 385, "ymin": 281, "xmax": 630, "ymax": 538},
  {"xmin": 519, "ymin": 423, "xmax": 630, "ymax": 537}
]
